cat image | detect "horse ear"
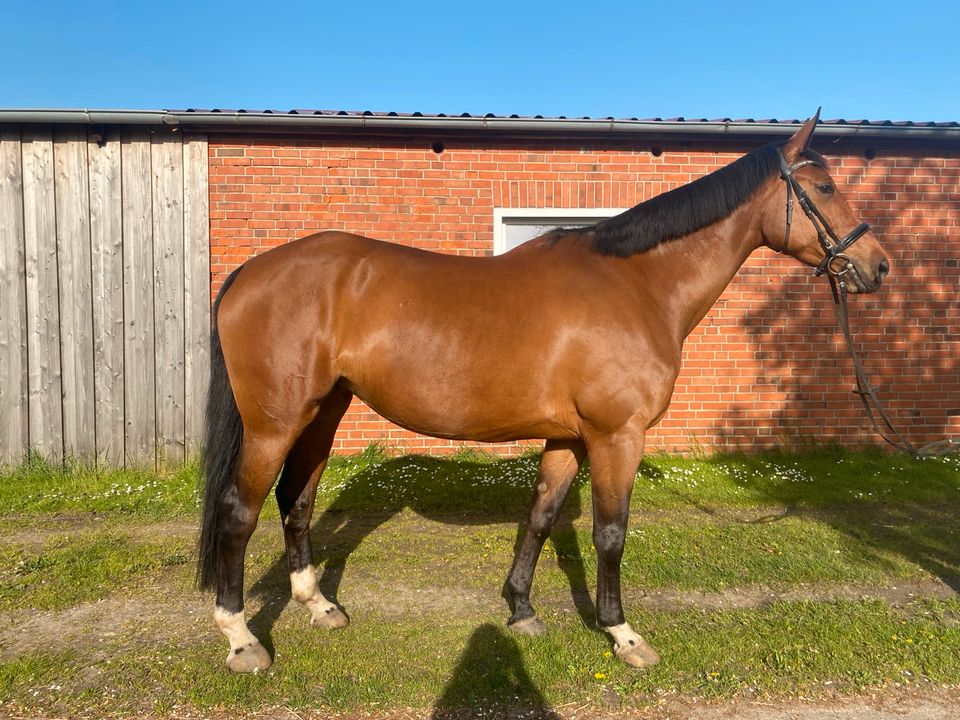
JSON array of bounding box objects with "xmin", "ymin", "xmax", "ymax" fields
[{"xmin": 783, "ymin": 108, "xmax": 821, "ymax": 159}]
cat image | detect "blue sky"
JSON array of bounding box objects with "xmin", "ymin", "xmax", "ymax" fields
[{"xmin": 3, "ymin": 1, "xmax": 958, "ymax": 121}]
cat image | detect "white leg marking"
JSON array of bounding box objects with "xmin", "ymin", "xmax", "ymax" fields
[
  {"xmin": 605, "ymin": 622, "xmax": 644, "ymax": 649},
  {"xmin": 214, "ymin": 606, "xmax": 258, "ymax": 652},
  {"xmin": 214, "ymin": 606, "xmax": 271, "ymax": 672},
  {"xmin": 290, "ymin": 565, "xmax": 338, "ymax": 622}
]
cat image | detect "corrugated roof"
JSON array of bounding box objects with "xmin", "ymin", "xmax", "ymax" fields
[{"xmin": 172, "ymin": 108, "xmax": 960, "ymax": 128}]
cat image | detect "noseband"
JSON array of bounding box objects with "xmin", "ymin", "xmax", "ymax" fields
[{"xmin": 777, "ymin": 148, "xmax": 871, "ymax": 277}]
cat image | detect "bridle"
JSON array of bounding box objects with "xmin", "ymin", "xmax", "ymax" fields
[
  {"xmin": 775, "ymin": 147, "xmax": 957, "ymax": 457},
  {"xmin": 777, "ymin": 147, "xmax": 871, "ymax": 278}
]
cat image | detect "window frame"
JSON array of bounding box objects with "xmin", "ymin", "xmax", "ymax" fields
[{"xmin": 492, "ymin": 208, "xmax": 628, "ymax": 255}]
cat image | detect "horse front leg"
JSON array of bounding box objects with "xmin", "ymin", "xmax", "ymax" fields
[
  {"xmin": 504, "ymin": 438, "xmax": 586, "ymax": 635},
  {"xmin": 587, "ymin": 427, "xmax": 660, "ymax": 668}
]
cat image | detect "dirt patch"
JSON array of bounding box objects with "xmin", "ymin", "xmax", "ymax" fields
[
  {"xmin": 629, "ymin": 578, "xmax": 958, "ymax": 613},
  {"xmin": 350, "ymin": 574, "xmax": 960, "ymax": 621},
  {"xmin": 2, "ymin": 575, "xmax": 956, "ymax": 663},
  {"xmin": 0, "ymin": 595, "xmax": 209, "ymax": 661},
  {"xmin": 0, "ymin": 518, "xmax": 198, "ymax": 553},
  {"xmin": 3, "ymin": 689, "xmax": 960, "ymax": 719}
]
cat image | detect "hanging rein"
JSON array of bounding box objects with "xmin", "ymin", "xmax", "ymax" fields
[{"xmin": 777, "ymin": 148, "xmax": 958, "ymax": 457}]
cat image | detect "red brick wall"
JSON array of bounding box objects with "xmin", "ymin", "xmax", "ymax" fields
[{"xmin": 208, "ymin": 137, "xmax": 960, "ymax": 454}]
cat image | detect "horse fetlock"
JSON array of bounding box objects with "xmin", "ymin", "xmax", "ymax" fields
[
  {"xmin": 503, "ymin": 574, "xmax": 527, "ymax": 603},
  {"xmin": 289, "ymin": 566, "xmax": 346, "ymax": 628},
  {"xmin": 605, "ymin": 622, "xmax": 660, "ymax": 668},
  {"xmin": 289, "ymin": 565, "xmax": 322, "ymax": 604},
  {"xmin": 215, "ymin": 606, "xmax": 272, "ymax": 673}
]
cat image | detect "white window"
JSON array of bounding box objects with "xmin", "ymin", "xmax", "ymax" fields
[{"xmin": 492, "ymin": 208, "xmax": 627, "ymax": 255}]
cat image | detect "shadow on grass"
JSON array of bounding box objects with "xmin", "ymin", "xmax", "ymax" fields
[
  {"xmin": 247, "ymin": 452, "xmax": 595, "ymax": 655},
  {"xmin": 679, "ymin": 450, "xmax": 960, "ymax": 593},
  {"xmin": 431, "ymin": 623, "xmax": 560, "ymax": 719},
  {"xmin": 245, "ymin": 446, "xmax": 960, "ymax": 668}
]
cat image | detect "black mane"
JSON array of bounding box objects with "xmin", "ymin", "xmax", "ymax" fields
[{"xmin": 590, "ymin": 143, "xmax": 788, "ymax": 257}]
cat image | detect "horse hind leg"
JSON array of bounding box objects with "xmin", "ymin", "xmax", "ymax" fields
[
  {"xmin": 213, "ymin": 429, "xmax": 298, "ymax": 673},
  {"xmin": 275, "ymin": 388, "xmax": 352, "ymax": 629},
  {"xmin": 504, "ymin": 438, "xmax": 586, "ymax": 635}
]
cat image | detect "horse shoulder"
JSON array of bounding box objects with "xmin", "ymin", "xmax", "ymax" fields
[{"xmin": 568, "ymin": 316, "xmax": 682, "ymax": 437}]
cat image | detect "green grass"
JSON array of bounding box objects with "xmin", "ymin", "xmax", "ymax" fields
[
  {"xmin": 3, "ymin": 445, "xmax": 957, "ymax": 520},
  {"xmin": 5, "ymin": 600, "xmax": 960, "ymax": 716},
  {"xmin": 0, "ymin": 530, "xmax": 190, "ymax": 610},
  {"xmin": 307, "ymin": 446, "xmax": 960, "ymax": 515},
  {"xmin": 636, "ymin": 448, "xmax": 960, "ymax": 509},
  {"xmin": 0, "ymin": 506, "xmax": 946, "ymax": 615},
  {"xmin": 0, "ymin": 453, "xmax": 200, "ymax": 519},
  {"xmin": 1, "ymin": 445, "xmax": 959, "ymax": 715},
  {"xmin": 284, "ymin": 512, "xmax": 938, "ymax": 593},
  {"xmin": 122, "ymin": 600, "xmax": 960, "ymax": 705}
]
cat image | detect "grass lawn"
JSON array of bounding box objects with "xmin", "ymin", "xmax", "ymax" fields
[{"xmin": 0, "ymin": 446, "xmax": 959, "ymax": 717}]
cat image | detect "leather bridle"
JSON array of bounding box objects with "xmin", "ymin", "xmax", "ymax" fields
[
  {"xmin": 777, "ymin": 147, "xmax": 872, "ymax": 278},
  {"xmin": 776, "ymin": 146, "xmax": 957, "ymax": 457}
]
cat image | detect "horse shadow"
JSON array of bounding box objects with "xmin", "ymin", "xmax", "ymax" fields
[
  {"xmin": 430, "ymin": 622, "xmax": 561, "ymax": 719},
  {"xmin": 247, "ymin": 452, "xmax": 596, "ymax": 654}
]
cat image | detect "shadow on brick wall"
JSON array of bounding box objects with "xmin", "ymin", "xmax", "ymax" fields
[
  {"xmin": 703, "ymin": 157, "xmax": 960, "ymax": 594},
  {"xmin": 714, "ymin": 155, "xmax": 959, "ymax": 450}
]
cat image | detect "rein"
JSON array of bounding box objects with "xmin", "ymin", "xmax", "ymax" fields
[
  {"xmin": 778, "ymin": 148, "xmax": 959, "ymax": 458},
  {"xmin": 828, "ymin": 275, "xmax": 957, "ymax": 457}
]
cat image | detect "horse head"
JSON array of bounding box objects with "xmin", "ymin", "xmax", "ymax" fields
[{"xmin": 761, "ymin": 110, "xmax": 890, "ymax": 293}]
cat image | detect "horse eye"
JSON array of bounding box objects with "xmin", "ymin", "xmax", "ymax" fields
[{"xmin": 817, "ymin": 183, "xmax": 835, "ymax": 195}]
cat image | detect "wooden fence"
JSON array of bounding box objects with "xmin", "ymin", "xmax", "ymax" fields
[{"xmin": 0, "ymin": 126, "xmax": 210, "ymax": 467}]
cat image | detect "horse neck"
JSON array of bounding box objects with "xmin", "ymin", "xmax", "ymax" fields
[{"xmin": 631, "ymin": 194, "xmax": 767, "ymax": 340}]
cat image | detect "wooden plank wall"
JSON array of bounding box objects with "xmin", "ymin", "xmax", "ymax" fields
[
  {"xmin": 0, "ymin": 126, "xmax": 210, "ymax": 467},
  {"xmin": 0, "ymin": 130, "xmax": 28, "ymax": 461}
]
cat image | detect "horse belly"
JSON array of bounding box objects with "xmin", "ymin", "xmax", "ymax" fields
[{"xmin": 342, "ymin": 355, "xmax": 577, "ymax": 443}]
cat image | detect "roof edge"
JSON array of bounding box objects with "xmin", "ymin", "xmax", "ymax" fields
[{"xmin": 2, "ymin": 109, "xmax": 959, "ymax": 143}]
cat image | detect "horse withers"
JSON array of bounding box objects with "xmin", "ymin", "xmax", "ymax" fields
[{"xmin": 198, "ymin": 112, "xmax": 890, "ymax": 672}]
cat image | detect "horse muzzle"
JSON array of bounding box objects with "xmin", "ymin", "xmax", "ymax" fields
[{"xmin": 844, "ymin": 254, "xmax": 889, "ymax": 294}]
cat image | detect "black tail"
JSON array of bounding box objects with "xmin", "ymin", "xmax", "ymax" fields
[{"xmin": 197, "ymin": 267, "xmax": 245, "ymax": 591}]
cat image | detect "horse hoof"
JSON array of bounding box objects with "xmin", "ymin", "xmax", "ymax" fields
[
  {"xmin": 614, "ymin": 637, "xmax": 660, "ymax": 668},
  {"xmin": 508, "ymin": 615, "xmax": 547, "ymax": 636},
  {"xmin": 312, "ymin": 606, "xmax": 350, "ymax": 630},
  {"xmin": 227, "ymin": 641, "xmax": 272, "ymax": 674}
]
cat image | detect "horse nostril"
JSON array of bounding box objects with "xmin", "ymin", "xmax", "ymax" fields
[{"xmin": 877, "ymin": 258, "xmax": 890, "ymax": 282}]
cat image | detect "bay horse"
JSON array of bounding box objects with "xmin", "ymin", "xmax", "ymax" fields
[{"xmin": 198, "ymin": 113, "xmax": 890, "ymax": 673}]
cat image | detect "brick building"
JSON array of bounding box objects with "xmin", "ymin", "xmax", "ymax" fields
[{"xmin": 1, "ymin": 110, "xmax": 958, "ymax": 463}]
